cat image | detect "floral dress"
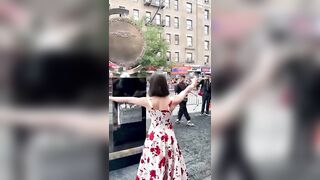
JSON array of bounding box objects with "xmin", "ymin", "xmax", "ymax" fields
[{"xmin": 136, "ymin": 98, "xmax": 188, "ymax": 180}]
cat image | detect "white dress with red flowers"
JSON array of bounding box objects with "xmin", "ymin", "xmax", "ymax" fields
[{"xmin": 136, "ymin": 98, "xmax": 188, "ymax": 180}]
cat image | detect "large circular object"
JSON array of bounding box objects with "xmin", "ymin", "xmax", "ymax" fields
[{"xmin": 109, "ymin": 18, "xmax": 145, "ymax": 67}]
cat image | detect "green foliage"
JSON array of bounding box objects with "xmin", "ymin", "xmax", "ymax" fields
[
  {"xmin": 134, "ymin": 18, "xmax": 169, "ymax": 68},
  {"xmin": 136, "ymin": 70, "xmax": 148, "ymax": 78}
]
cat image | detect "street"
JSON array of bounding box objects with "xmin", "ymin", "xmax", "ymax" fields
[{"xmin": 109, "ymin": 111, "xmax": 212, "ymax": 180}]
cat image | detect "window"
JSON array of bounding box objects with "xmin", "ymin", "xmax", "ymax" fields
[
  {"xmin": 186, "ymin": 3, "xmax": 192, "ymax": 13},
  {"xmin": 186, "ymin": 53, "xmax": 193, "ymax": 63},
  {"xmin": 156, "ymin": 14, "xmax": 161, "ymax": 25},
  {"xmin": 174, "ymin": 0, "xmax": 178, "ymax": 11},
  {"xmin": 166, "ymin": 51, "xmax": 171, "ymax": 61},
  {"xmin": 174, "ymin": 34, "xmax": 179, "ymax": 45},
  {"xmin": 204, "ymin": 0, "xmax": 209, "ymax": 4},
  {"xmin": 165, "ymin": 0, "xmax": 170, "ymax": 8},
  {"xmin": 133, "ymin": 9, "xmax": 139, "ymax": 21},
  {"xmin": 204, "ymin": 25, "xmax": 209, "ymax": 35},
  {"xmin": 187, "ymin": 36, "xmax": 193, "ymax": 47},
  {"xmin": 204, "ymin": 10, "xmax": 209, "ymax": 20},
  {"xmin": 119, "ymin": 6, "xmax": 125, "ymax": 9},
  {"xmin": 146, "ymin": 11, "xmax": 151, "ymax": 22},
  {"xmin": 175, "ymin": 52, "xmax": 179, "ymax": 62},
  {"xmin": 205, "ymin": 55, "xmax": 209, "ymax": 63},
  {"xmin": 155, "ymin": 0, "xmax": 160, "ymax": 6},
  {"xmin": 166, "ymin": 33, "xmax": 171, "ymax": 44},
  {"xmin": 204, "ymin": 41, "xmax": 209, "ymax": 50},
  {"xmin": 174, "ymin": 17, "xmax": 179, "ymax": 28},
  {"xmin": 187, "ymin": 19, "xmax": 192, "ymax": 30},
  {"xmin": 165, "ymin": 15, "xmax": 170, "ymax": 27}
]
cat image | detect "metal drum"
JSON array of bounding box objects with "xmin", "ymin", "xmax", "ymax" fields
[{"xmin": 109, "ymin": 17, "xmax": 145, "ymax": 68}]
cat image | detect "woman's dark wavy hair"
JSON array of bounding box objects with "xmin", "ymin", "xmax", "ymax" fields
[{"xmin": 148, "ymin": 73, "xmax": 169, "ymax": 97}]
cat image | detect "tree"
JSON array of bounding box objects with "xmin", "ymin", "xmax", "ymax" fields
[{"xmin": 135, "ymin": 19, "xmax": 169, "ymax": 68}]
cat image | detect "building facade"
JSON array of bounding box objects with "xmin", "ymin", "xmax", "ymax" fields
[{"xmin": 109, "ymin": 0, "xmax": 211, "ymax": 66}]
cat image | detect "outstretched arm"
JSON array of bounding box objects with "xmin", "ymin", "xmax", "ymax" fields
[{"xmin": 109, "ymin": 97, "xmax": 149, "ymax": 108}]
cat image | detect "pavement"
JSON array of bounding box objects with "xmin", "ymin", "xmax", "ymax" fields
[{"xmin": 109, "ymin": 111, "xmax": 212, "ymax": 180}]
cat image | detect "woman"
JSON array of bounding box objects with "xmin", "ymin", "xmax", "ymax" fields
[
  {"xmin": 197, "ymin": 75, "xmax": 211, "ymax": 115},
  {"xmin": 110, "ymin": 73, "xmax": 197, "ymax": 180}
]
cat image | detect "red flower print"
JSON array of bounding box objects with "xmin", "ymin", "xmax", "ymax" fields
[
  {"xmin": 155, "ymin": 146, "xmax": 161, "ymax": 155},
  {"xmin": 161, "ymin": 134, "xmax": 169, "ymax": 142},
  {"xmin": 150, "ymin": 170, "xmax": 156, "ymax": 178},
  {"xmin": 136, "ymin": 105, "xmax": 189, "ymax": 180},
  {"xmin": 149, "ymin": 131, "xmax": 154, "ymax": 140},
  {"xmin": 159, "ymin": 157, "xmax": 166, "ymax": 168},
  {"xmin": 168, "ymin": 150, "xmax": 172, "ymax": 158},
  {"xmin": 171, "ymin": 136, "xmax": 174, "ymax": 145}
]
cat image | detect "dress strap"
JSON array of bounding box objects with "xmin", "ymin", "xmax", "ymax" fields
[
  {"xmin": 146, "ymin": 96, "xmax": 153, "ymax": 109},
  {"xmin": 167, "ymin": 96, "xmax": 173, "ymax": 111}
]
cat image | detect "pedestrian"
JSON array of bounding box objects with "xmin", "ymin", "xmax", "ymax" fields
[
  {"xmin": 197, "ymin": 75, "xmax": 211, "ymax": 116},
  {"xmin": 286, "ymin": 55, "xmax": 320, "ymax": 166},
  {"xmin": 109, "ymin": 73, "xmax": 198, "ymax": 179},
  {"xmin": 175, "ymin": 75, "xmax": 195, "ymax": 126}
]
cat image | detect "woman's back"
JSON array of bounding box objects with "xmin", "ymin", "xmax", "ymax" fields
[{"xmin": 148, "ymin": 96, "xmax": 173, "ymax": 111}]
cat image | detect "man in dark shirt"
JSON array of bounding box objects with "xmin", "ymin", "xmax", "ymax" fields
[
  {"xmin": 197, "ymin": 75, "xmax": 211, "ymax": 115},
  {"xmin": 285, "ymin": 56, "xmax": 320, "ymax": 165},
  {"xmin": 175, "ymin": 75, "xmax": 195, "ymax": 126}
]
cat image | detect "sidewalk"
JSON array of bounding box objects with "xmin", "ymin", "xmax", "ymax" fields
[{"xmin": 109, "ymin": 113, "xmax": 212, "ymax": 180}]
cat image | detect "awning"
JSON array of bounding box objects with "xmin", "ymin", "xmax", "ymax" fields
[
  {"xmin": 201, "ymin": 66, "xmax": 211, "ymax": 74},
  {"xmin": 171, "ymin": 66, "xmax": 190, "ymax": 75}
]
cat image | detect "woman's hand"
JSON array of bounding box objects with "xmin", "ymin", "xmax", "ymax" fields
[
  {"xmin": 109, "ymin": 96, "xmax": 115, "ymax": 101},
  {"xmin": 191, "ymin": 77, "xmax": 198, "ymax": 88}
]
